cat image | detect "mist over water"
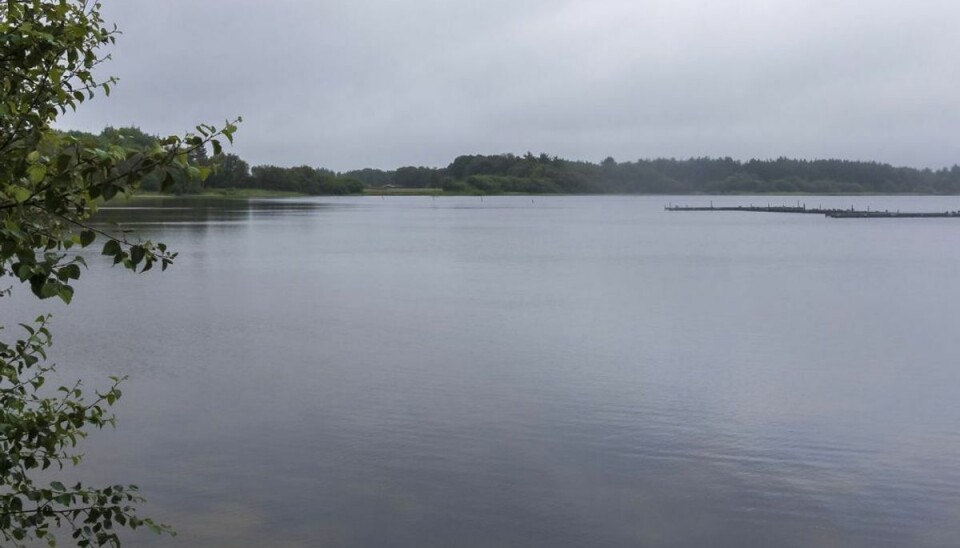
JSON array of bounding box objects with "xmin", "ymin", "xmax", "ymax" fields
[{"xmin": 8, "ymin": 195, "xmax": 960, "ymax": 547}]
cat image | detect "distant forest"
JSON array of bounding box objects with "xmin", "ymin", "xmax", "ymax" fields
[{"xmin": 69, "ymin": 127, "xmax": 960, "ymax": 195}]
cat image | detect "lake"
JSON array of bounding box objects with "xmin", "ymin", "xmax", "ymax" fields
[{"xmin": 6, "ymin": 195, "xmax": 960, "ymax": 547}]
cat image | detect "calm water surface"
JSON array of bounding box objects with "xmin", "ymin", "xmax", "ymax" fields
[{"xmin": 6, "ymin": 195, "xmax": 960, "ymax": 547}]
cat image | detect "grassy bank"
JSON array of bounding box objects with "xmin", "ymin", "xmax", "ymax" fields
[{"xmin": 363, "ymin": 187, "xmax": 445, "ymax": 196}]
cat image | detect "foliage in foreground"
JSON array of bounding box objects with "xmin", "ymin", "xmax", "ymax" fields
[{"xmin": 1, "ymin": 1, "xmax": 236, "ymax": 545}]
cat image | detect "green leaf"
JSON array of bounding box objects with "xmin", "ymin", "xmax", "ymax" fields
[
  {"xmin": 130, "ymin": 245, "xmax": 145, "ymax": 266},
  {"xmin": 102, "ymin": 239, "xmax": 121, "ymax": 256},
  {"xmin": 102, "ymin": 183, "xmax": 118, "ymax": 200},
  {"xmin": 40, "ymin": 282, "xmax": 59, "ymax": 300},
  {"xmin": 80, "ymin": 230, "xmax": 96, "ymax": 247},
  {"xmin": 28, "ymin": 164, "xmax": 47, "ymax": 183},
  {"xmin": 59, "ymin": 285, "xmax": 74, "ymax": 304},
  {"xmin": 161, "ymin": 170, "xmax": 175, "ymax": 192},
  {"xmin": 60, "ymin": 264, "xmax": 82, "ymax": 280},
  {"xmin": 12, "ymin": 186, "xmax": 32, "ymax": 203}
]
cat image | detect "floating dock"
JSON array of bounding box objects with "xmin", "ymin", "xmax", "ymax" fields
[{"xmin": 665, "ymin": 203, "xmax": 960, "ymax": 219}]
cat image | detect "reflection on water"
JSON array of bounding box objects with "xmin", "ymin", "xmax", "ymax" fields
[
  {"xmin": 94, "ymin": 196, "xmax": 342, "ymax": 226},
  {"xmin": 9, "ymin": 195, "xmax": 960, "ymax": 547}
]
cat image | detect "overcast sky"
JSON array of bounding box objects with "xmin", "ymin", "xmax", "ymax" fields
[{"xmin": 59, "ymin": 0, "xmax": 960, "ymax": 171}]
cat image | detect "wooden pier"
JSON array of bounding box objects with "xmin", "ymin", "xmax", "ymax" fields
[{"xmin": 665, "ymin": 203, "xmax": 960, "ymax": 219}]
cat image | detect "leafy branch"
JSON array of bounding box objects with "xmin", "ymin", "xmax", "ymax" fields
[{"xmin": 0, "ymin": 1, "xmax": 241, "ymax": 545}]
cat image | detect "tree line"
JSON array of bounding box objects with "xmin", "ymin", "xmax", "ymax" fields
[
  {"xmin": 351, "ymin": 153, "xmax": 960, "ymax": 195},
  {"xmin": 70, "ymin": 127, "xmax": 960, "ymax": 195}
]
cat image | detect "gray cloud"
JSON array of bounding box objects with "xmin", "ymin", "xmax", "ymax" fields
[{"xmin": 60, "ymin": 0, "xmax": 960, "ymax": 171}]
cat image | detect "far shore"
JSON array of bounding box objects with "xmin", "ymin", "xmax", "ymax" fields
[{"xmin": 123, "ymin": 188, "xmax": 960, "ymax": 199}]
